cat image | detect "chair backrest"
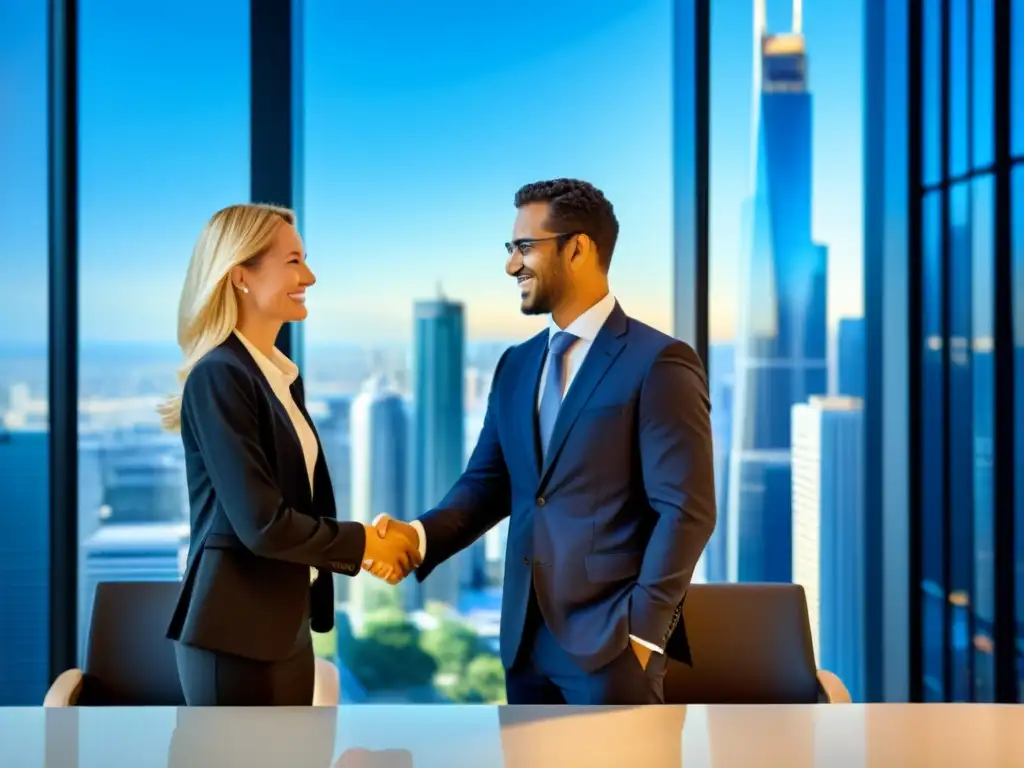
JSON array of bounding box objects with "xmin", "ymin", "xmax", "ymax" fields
[
  {"xmin": 664, "ymin": 583, "xmax": 820, "ymax": 704},
  {"xmin": 79, "ymin": 581, "xmax": 185, "ymax": 706}
]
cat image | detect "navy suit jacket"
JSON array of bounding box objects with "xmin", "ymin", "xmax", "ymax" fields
[{"xmin": 416, "ymin": 303, "xmax": 716, "ymax": 672}]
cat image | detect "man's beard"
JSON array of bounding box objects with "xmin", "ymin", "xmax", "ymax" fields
[
  {"xmin": 520, "ymin": 271, "xmax": 563, "ymax": 316},
  {"xmin": 521, "ymin": 289, "xmax": 552, "ymax": 315}
]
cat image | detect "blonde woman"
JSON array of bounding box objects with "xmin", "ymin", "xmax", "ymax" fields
[{"xmin": 162, "ymin": 204, "xmax": 420, "ymax": 706}]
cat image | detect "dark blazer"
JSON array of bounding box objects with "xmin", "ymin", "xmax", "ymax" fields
[
  {"xmin": 415, "ymin": 303, "xmax": 716, "ymax": 672},
  {"xmin": 165, "ymin": 333, "xmax": 367, "ymax": 662}
]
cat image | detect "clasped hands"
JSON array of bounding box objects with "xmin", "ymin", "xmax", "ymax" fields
[{"xmin": 361, "ymin": 515, "xmax": 421, "ymax": 585}]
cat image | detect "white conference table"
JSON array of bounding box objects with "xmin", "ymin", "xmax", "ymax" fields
[{"xmin": 2, "ymin": 703, "xmax": 1022, "ymax": 767}]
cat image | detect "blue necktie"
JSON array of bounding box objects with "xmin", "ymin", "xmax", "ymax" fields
[{"xmin": 538, "ymin": 331, "xmax": 578, "ymax": 457}]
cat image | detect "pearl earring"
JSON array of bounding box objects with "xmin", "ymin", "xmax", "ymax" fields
[{"xmin": 240, "ymin": 285, "xmax": 249, "ymax": 294}]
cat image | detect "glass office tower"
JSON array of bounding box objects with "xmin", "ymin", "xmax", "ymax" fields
[
  {"xmin": 411, "ymin": 294, "xmax": 466, "ymax": 609},
  {"xmin": 727, "ymin": 23, "xmax": 829, "ymax": 583}
]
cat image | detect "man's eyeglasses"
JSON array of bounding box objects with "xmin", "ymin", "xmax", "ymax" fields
[{"xmin": 504, "ymin": 232, "xmax": 580, "ymax": 257}]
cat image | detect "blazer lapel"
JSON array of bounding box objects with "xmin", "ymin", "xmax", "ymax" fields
[
  {"xmin": 221, "ymin": 334, "xmax": 303, "ymax": 446},
  {"xmin": 288, "ymin": 377, "xmax": 322, "ymax": 509},
  {"xmin": 539, "ymin": 304, "xmax": 628, "ymax": 486},
  {"xmin": 221, "ymin": 334, "xmax": 311, "ymax": 503},
  {"xmin": 515, "ymin": 332, "xmax": 549, "ymax": 479}
]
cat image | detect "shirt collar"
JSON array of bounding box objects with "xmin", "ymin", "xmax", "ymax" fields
[
  {"xmin": 547, "ymin": 292, "xmax": 617, "ymax": 343},
  {"xmin": 233, "ymin": 330, "xmax": 299, "ymax": 387}
]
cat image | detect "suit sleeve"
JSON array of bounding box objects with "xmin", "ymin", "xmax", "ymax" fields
[
  {"xmin": 415, "ymin": 349, "xmax": 513, "ymax": 580},
  {"xmin": 183, "ymin": 358, "xmax": 367, "ymax": 575},
  {"xmin": 629, "ymin": 341, "xmax": 717, "ymax": 648}
]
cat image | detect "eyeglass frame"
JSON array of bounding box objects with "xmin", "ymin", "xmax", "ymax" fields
[{"xmin": 504, "ymin": 232, "xmax": 582, "ymax": 257}]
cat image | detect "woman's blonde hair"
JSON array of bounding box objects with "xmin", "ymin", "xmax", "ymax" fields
[{"xmin": 158, "ymin": 203, "xmax": 296, "ymax": 431}]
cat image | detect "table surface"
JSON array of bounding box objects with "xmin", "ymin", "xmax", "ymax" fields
[{"xmin": 2, "ymin": 704, "xmax": 1022, "ymax": 767}]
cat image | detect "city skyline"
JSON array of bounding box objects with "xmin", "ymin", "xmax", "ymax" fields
[{"xmin": 2, "ymin": 0, "xmax": 863, "ymax": 346}]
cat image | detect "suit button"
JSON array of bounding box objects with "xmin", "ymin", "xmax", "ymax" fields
[
  {"xmin": 536, "ymin": 496, "xmax": 546, "ymax": 507},
  {"xmin": 522, "ymin": 557, "xmax": 530, "ymax": 566}
]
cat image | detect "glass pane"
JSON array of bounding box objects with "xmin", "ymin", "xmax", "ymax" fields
[
  {"xmin": 970, "ymin": 174, "xmax": 995, "ymax": 702},
  {"xmin": 923, "ymin": 0, "xmax": 944, "ymax": 185},
  {"xmin": 921, "ymin": 189, "xmax": 946, "ymax": 702},
  {"xmin": 711, "ymin": 0, "xmax": 865, "ymax": 697},
  {"xmin": 947, "ymin": 182, "xmax": 973, "ymax": 702},
  {"xmin": 302, "ymin": 1, "xmax": 673, "ymax": 702},
  {"xmin": 972, "ymin": 0, "xmax": 994, "ymax": 168},
  {"xmin": 1013, "ymin": 0, "xmax": 1024, "ymax": 157},
  {"xmin": 77, "ymin": 0, "xmax": 250, "ymax": 655},
  {"xmin": 1012, "ymin": 165, "xmax": 1024, "ymax": 701},
  {"xmin": 0, "ymin": 2, "xmax": 49, "ymax": 705},
  {"xmin": 948, "ymin": 0, "xmax": 970, "ymax": 177}
]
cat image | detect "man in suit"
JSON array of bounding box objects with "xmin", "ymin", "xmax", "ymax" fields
[{"xmin": 369, "ymin": 178, "xmax": 716, "ymax": 705}]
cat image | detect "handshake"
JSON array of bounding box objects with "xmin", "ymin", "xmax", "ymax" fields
[{"xmin": 361, "ymin": 515, "xmax": 422, "ymax": 585}]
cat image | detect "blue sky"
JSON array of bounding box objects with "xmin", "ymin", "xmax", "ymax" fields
[{"xmin": 0, "ymin": 0, "xmax": 864, "ymax": 346}]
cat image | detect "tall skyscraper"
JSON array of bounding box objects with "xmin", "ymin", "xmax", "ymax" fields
[
  {"xmin": 317, "ymin": 395, "xmax": 354, "ymax": 605},
  {"xmin": 412, "ymin": 292, "xmax": 467, "ymax": 607},
  {"xmin": 0, "ymin": 429, "xmax": 48, "ymax": 705},
  {"xmin": 727, "ymin": 2, "xmax": 829, "ymax": 583},
  {"xmin": 318, "ymin": 394, "xmax": 354, "ymax": 521},
  {"xmin": 705, "ymin": 343, "xmax": 735, "ymax": 583},
  {"xmin": 791, "ymin": 396, "xmax": 865, "ymax": 701},
  {"xmin": 837, "ymin": 317, "xmax": 866, "ymax": 398},
  {"xmin": 349, "ymin": 376, "xmax": 408, "ymax": 618}
]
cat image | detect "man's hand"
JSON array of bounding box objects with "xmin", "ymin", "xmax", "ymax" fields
[
  {"xmin": 362, "ymin": 515, "xmax": 421, "ymax": 584},
  {"xmin": 630, "ymin": 638, "xmax": 652, "ymax": 671},
  {"xmin": 362, "ymin": 517, "xmax": 421, "ymax": 584}
]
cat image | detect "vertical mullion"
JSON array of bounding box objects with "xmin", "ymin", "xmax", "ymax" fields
[
  {"xmin": 694, "ymin": 0, "xmax": 710, "ymax": 370},
  {"xmin": 992, "ymin": 0, "xmax": 1017, "ymax": 703},
  {"xmin": 671, "ymin": 0, "xmax": 709, "ymax": 367},
  {"xmin": 908, "ymin": 0, "xmax": 925, "ymax": 703},
  {"xmin": 939, "ymin": 0, "xmax": 954, "ymax": 701},
  {"xmin": 250, "ymin": 0, "xmax": 304, "ymax": 366},
  {"xmin": 47, "ymin": 0, "xmax": 79, "ymax": 686}
]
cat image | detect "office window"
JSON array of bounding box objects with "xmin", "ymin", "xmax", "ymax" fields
[
  {"xmin": 947, "ymin": 181, "xmax": 973, "ymax": 702},
  {"xmin": 301, "ymin": 0, "xmax": 673, "ymax": 703},
  {"xmin": 76, "ymin": 0, "xmax": 249, "ymax": 652},
  {"xmin": 1012, "ymin": 165, "xmax": 1024, "ymax": 701},
  {"xmin": 0, "ymin": 1, "xmax": 49, "ymax": 706},
  {"xmin": 948, "ymin": 0, "xmax": 970, "ymax": 178},
  {"xmin": 709, "ymin": 0, "xmax": 867, "ymax": 694},
  {"xmin": 1013, "ymin": 0, "xmax": 1024, "ymax": 157},
  {"xmin": 922, "ymin": 0, "xmax": 944, "ymax": 186},
  {"xmin": 972, "ymin": 0, "xmax": 994, "ymax": 169},
  {"xmin": 921, "ymin": 189, "xmax": 946, "ymax": 702},
  {"xmin": 970, "ymin": 174, "xmax": 995, "ymax": 702}
]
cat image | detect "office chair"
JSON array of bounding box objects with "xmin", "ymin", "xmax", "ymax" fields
[
  {"xmin": 664, "ymin": 583, "xmax": 852, "ymax": 704},
  {"xmin": 44, "ymin": 580, "xmax": 340, "ymax": 706}
]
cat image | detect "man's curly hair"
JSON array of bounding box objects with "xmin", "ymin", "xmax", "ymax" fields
[{"xmin": 514, "ymin": 178, "xmax": 619, "ymax": 272}]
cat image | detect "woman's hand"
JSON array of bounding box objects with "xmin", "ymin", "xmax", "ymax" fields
[{"xmin": 362, "ymin": 519, "xmax": 421, "ymax": 585}]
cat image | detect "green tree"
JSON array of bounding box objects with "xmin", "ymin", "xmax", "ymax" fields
[
  {"xmin": 464, "ymin": 655, "xmax": 506, "ymax": 704},
  {"xmin": 334, "ymin": 610, "xmax": 356, "ymax": 657},
  {"xmin": 420, "ymin": 619, "xmax": 481, "ymax": 676},
  {"xmin": 445, "ymin": 654, "xmax": 506, "ymax": 703},
  {"xmin": 364, "ymin": 579, "xmax": 403, "ymax": 612},
  {"xmin": 342, "ymin": 609, "xmax": 437, "ymax": 692},
  {"xmin": 311, "ymin": 627, "xmax": 337, "ymax": 660},
  {"xmin": 424, "ymin": 600, "xmax": 455, "ymax": 618}
]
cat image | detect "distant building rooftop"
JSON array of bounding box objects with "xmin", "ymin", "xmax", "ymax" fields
[
  {"xmin": 806, "ymin": 395, "xmax": 864, "ymax": 412},
  {"xmin": 84, "ymin": 522, "xmax": 189, "ymax": 548}
]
